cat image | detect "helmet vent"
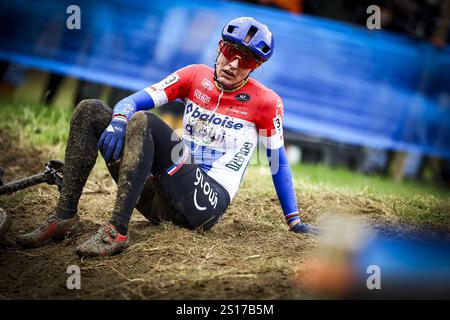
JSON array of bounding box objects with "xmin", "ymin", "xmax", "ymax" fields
[
  {"xmin": 261, "ymin": 43, "xmax": 270, "ymax": 54},
  {"xmin": 243, "ymin": 25, "xmax": 258, "ymax": 44},
  {"xmin": 227, "ymin": 25, "xmax": 237, "ymax": 34}
]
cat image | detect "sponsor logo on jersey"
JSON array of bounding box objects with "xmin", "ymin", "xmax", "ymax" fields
[
  {"xmin": 235, "ymin": 93, "xmax": 251, "ymax": 102},
  {"xmin": 226, "ymin": 107, "xmax": 248, "ymax": 116},
  {"xmin": 202, "ymin": 78, "xmax": 213, "ymax": 91},
  {"xmin": 194, "ymin": 89, "xmax": 211, "ymax": 104},
  {"xmin": 225, "ymin": 142, "xmax": 254, "ymax": 171},
  {"xmin": 276, "ymin": 99, "xmax": 284, "ymax": 116},
  {"xmin": 185, "ymin": 104, "xmax": 244, "ymax": 130},
  {"xmin": 193, "ymin": 168, "xmax": 218, "ymax": 211}
]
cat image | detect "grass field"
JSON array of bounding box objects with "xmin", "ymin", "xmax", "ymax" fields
[{"xmin": 0, "ymin": 102, "xmax": 449, "ymax": 299}]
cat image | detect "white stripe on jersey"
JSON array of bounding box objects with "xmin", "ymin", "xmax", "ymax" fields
[{"xmin": 144, "ymin": 86, "xmax": 168, "ymax": 107}]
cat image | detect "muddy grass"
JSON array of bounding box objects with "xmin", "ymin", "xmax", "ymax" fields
[{"xmin": 1, "ymin": 129, "xmax": 449, "ymax": 299}]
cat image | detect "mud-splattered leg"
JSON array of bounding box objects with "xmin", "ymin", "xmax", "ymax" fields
[
  {"xmin": 16, "ymin": 99, "xmax": 117, "ymax": 248},
  {"xmin": 109, "ymin": 111, "xmax": 183, "ymax": 233},
  {"xmin": 55, "ymin": 99, "xmax": 112, "ymax": 218},
  {"xmin": 109, "ymin": 111, "xmax": 154, "ymax": 233},
  {"xmin": 56, "ymin": 99, "xmax": 162, "ymax": 226},
  {"xmin": 106, "ymin": 161, "xmax": 161, "ymax": 224}
]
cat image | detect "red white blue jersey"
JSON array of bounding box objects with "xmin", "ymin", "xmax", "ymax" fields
[{"xmin": 144, "ymin": 64, "xmax": 285, "ymax": 200}]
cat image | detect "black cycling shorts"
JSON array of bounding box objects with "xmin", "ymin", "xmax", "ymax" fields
[{"xmin": 122, "ymin": 112, "xmax": 230, "ymax": 231}]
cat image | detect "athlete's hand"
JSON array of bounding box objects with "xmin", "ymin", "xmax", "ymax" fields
[
  {"xmin": 290, "ymin": 221, "xmax": 321, "ymax": 235},
  {"xmin": 98, "ymin": 118, "xmax": 127, "ymax": 162}
]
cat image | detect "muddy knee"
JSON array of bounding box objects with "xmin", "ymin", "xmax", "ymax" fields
[
  {"xmin": 127, "ymin": 111, "xmax": 150, "ymax": 137},
  {"xmin": 71, "ymin": 99, "xmax": 112, "ymax": 126}
]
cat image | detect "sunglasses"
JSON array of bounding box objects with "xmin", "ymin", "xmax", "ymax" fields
[{"xmin": 219, "ymin": 40, "xmax": 262, "ymax": 69}]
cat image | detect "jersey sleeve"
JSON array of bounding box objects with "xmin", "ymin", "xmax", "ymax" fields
[
  {"xmin": 256, "ymin": 92, "xmax": 285, "ymax": 150},
  {"xmin": 259, "ymin": 94, "xmax": 301, "ymax": 228},
  {"xmin": 143, "ymin": 64, "xmax": 199, "ymax": 107}
]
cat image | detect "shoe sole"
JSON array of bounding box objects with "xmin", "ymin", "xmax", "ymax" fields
[
  {"xmin": 75, "ymin": 246, "xmax": 128, "ymax": 258},
  {"xmin": 75, "ymin": 241, "xmax": 129, "ymax": 258}
]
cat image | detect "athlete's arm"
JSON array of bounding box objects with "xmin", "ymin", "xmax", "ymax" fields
[
  {"xmin": 98, "ymin": 65, "xmax": 197, "ymax": 161},
  {"xmin": 266, "ymin": 141, "xmax": 321, "ymax": 235},
  {"xmin": 266, "ymin": 146, "xmax": 302, "ymax": 229},
  {"xmin": 113, "ymin": 65, "xmax": 198, "ymax": 120},
  {"xmin": 112, "ymin": 90, "xmax": 155, "ymax": 121},
  {"xmin": 258, "ymin": 93, "xmax": 320, "ymax": 235}
]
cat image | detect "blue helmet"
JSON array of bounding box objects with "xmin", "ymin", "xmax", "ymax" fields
[{"xmin": 221, "ymin": 17, "xmax": 274, "ymax": 62}]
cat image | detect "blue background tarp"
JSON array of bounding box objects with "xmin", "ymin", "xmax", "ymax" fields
[{"xmin": 0, "ymin": 0, "xmax": 449, "ymax": 158}]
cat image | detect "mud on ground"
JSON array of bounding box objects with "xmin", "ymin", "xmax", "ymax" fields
[{"xmin": 1, "ymin": 129, "xmax": 449, "ymax": 299}]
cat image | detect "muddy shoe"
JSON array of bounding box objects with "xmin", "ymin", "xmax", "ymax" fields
[
  {"xmin": 16, "ymin": 215, "xmax": 79, "ymax": 248},
  {"xmin": 75, "ymin": 223, "xmax": 129, "ymax": 257}
]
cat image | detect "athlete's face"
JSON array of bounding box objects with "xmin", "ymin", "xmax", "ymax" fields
[{"xmin": 215, "ymin": 43, "xmax": 260, "ymax": 87}]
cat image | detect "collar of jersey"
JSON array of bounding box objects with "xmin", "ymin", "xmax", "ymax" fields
[{"xmin": 213, "ymin": 77, "xmax": 249, "ymax": 93}]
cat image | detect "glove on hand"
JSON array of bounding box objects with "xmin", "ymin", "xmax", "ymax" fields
[{"xmin": 98, "ymin": 117, "xmax": 127, "ymax": 162}]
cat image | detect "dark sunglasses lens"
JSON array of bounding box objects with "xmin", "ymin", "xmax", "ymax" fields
[
  {"xmin": 221, "ymin": 43, "xmax": 260, "ymax": 68},
  {"xmin": 240, "ymin": 56, "xmax": 258, "ymax": 69}
]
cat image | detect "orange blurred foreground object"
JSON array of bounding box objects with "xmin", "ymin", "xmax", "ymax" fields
[{"xmin": 296, "ymin": 256, "xmax": 357, "ymax": 298}]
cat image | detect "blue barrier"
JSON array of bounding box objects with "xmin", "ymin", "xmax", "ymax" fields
[{"xmin": 0, "ymin": 0, "xmax": 449, "ymax": 158}]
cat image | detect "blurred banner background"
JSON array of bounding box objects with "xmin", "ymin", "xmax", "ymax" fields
[{"xmin": 0, "ymin": 0, "xmax": 449, "ymax": 183}]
